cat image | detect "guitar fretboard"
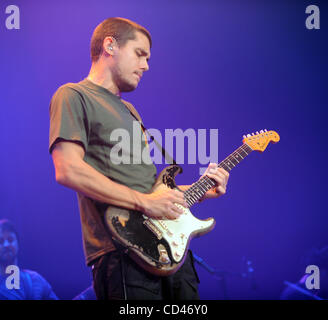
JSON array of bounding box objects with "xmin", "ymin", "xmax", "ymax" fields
[{"xmin": 184, "ymin": 143, "xmax": 253, "ymax": 207}]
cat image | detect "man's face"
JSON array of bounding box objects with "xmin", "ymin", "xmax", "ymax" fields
[
  {"xmin": 0, "ymin": 230, "xmax": 18, "ymax": 265},
  {"xmin": 111, "ymin": 31, "xmax": 151, "ymax": 92}
]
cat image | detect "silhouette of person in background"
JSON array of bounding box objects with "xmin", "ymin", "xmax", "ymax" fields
[
  {"xmin": 281, "ymin": 244, "xmax": 328, "ymax": 300},
  {"xmin": 0, "ymin": 219, "xmax": 59, "ymax": 300}
]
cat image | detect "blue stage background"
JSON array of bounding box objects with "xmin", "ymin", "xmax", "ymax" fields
[{"xmin": 1, "ymin": 0, "xmax": 327, "ymax": 299}]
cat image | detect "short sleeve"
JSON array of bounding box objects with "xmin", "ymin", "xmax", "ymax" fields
[{"xmin": 49, "ymin": 85, "xmax": 89, "ymax": 153}]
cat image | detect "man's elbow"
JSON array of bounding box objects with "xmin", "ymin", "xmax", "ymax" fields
[
  {"xmin": 54, "ymin": 160, "xmax": 75, "ymax": 187},
  {"xmin": 55, "ymin": 170, "xmax": 68, "ymax": 186}
]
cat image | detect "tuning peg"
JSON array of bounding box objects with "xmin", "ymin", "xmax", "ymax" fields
[
  {"xmin": 260, "ymin": 130, "xmax": 264, "ymax": 133},
  {"xmin": 247, "ymin": 134, "xmax": 251, "ymax": 138},
  {"xmin": 264, "ymin": 129, "xmax": 267, "ymax": 132},
  {"xmin": 256, "ymin": 131, "xmax": 259, "ymax": 135},
  {"xmin": 243, "ymin": 135, "xmax": 246, "ymax": 139},
  {"xmin": 251, "ymin": 133, "xmax": 254, "ymax": 136}
]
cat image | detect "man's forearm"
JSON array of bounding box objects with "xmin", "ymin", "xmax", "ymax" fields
[{"xmin": 57, "ymin": 159, "xmax": 146, "ymax": 211}]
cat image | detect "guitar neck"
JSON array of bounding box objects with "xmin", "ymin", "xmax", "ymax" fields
[{"xmin": 184, "ymin": 143, "xmax": 253, "ymax": 207}]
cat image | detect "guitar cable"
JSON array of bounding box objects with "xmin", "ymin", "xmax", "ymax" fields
[{"xmin": 120, "ymin": 251, "xmax": 128, "ymax": 300}]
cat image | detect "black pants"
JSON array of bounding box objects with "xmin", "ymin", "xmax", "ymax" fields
[{"xmin": 92, "ymin": 249, "xmax": 200, "ymax": 300}]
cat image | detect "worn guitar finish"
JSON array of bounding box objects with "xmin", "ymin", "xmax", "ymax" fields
[{"xmin": 105, "ymin": 130, "xmax": 280, "ymax": 276}]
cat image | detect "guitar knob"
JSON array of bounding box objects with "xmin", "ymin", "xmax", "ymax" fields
[
  {"xmin": 247, "ymin": 134, "xmax": 251, "ymax": 138},
  {"xmin": 260, "ymin": 130, "xmax": 264, "ymax": 133},
  {"xmin": 256, "ymin": 131, "xmax": 259, "ymax": 135}
]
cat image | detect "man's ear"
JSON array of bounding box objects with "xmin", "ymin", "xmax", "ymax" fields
[{"xmin": 103, "ymin": 36, "xmax": 118, "ymax": 56}]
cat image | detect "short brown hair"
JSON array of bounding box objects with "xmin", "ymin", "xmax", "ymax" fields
[{"xmin": 90, "ymin": 17, "xmax": 152, "ymax": 62}]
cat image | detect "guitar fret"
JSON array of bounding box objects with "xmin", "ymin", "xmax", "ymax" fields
[
  {"xmin": 238, "ymin": 148, "xmax": 248, "ymax": 157},
  {"xmin": 228, "ymin": 157, "xmax": 238, "ymax": 166},
  {"xmin": 187, "ymin": 200, "xmax": 194, "ymax": 207},
  {"xmin": 192, "ymin": 187, "xmax": 204, "ymax": 199},
  {"xmin": 184, "ymin": 191, "xmax": 194, "ymax": 202},
  {"xmin": 188, "ymin": 198, "xmax": 197, "ymax": 205},
  {"xmin": 209, "ymin": 176, "xmax": 216, "ymax": 187},
  {"xmin": 199, "ymin": 179, "xmax": 207, "ymax": 189},
  {"xmin": 193, "ymin": 189, "xmax": 203, "ymax": 199},
  {"xmin": 186, "ymin": 190, "xmax": 198, "ymax": 203},
  {"xmin": 224, "ymin": 159, "xmax": 235, "ymax": 168},
  {"xmin": 197, "ymin": 182, "xmax": 208, "ymax": 196},
  {"xmin": 184, "ymin": 193, "xmax": 193, "ymax": 206},
  {"xmin": 220, "ymin": 163, "xmax": 231, "ymax": 172},
  {"xmin": 205, "ymin": 178, "xmax": 216, "ymax": 190},
  {"xmin": 242, "ymin": 144, "xmax": 253, "ymax": 154},
  {"xmin": 198, "ymin": 180, "xmax": 207, "ymax": 190},
  {"xmin": 185, "ymin": 197, "xmax": 194, "ymax": 206},
  {"xmin": 197, "ymin": 182, "xmax": 207, "ymax": 194},
  {"xmin": 193, "ymin": 182, "xmax": 206, "ymax": 195},
  {"xmin": 235, "ymin": 151, "xmax": 244, "ymax": 159},
  {"xmin": 203, "ymin": 176, "xmax": 215, "ymax": 188},
  {"xmin": 233, "ymin": 152, "xmax": 241, "ymax": 161},
  {"xmin": 229, "ymin": 154, "xmax": 240, "ymax": 165},
  {"xmin": 188, "ymin": 192, "xmax": 199, "ymax": 203}
]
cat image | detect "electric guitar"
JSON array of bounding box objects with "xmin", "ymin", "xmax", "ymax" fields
[{"xmin": 105, "ymin": 130, "xmax": 280, "ymax": 276}]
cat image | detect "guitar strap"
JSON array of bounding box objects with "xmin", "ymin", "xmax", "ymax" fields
[{"xmin": 121, "ymin": 99, "xmax": 177, "ymax": 165}]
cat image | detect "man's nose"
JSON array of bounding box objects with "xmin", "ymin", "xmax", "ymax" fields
[{"xmin": 141, "ymin": 60, "xmax": 149, "ymax": 72}]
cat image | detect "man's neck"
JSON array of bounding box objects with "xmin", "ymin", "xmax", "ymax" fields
[{"xmin": 88, "ymin": 62, "xmax": 121, "ymax": 97}]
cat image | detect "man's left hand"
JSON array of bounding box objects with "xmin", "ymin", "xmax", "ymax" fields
[{"xmin": 199, "ymin": 163, "xmax": 229, "ymax": 201}]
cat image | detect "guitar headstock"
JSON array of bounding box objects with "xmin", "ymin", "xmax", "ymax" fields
[{"xmin": 243, "ymin": 129, "xmax": 280, "ymax": 152}]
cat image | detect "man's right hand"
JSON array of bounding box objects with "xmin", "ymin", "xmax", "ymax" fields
[{"xmin": 140, "ymin": 189, "xmax": 188, "ymax": 220}]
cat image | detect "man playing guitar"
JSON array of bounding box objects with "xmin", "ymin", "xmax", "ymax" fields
[{"xmin": 49, "ymin": 17, "xmax": 229, "ymax": 300}]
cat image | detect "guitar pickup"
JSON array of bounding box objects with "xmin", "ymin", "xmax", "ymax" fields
[{"xmin": 143, "ymin": 220, "xmax": 163, "ymax": 240}]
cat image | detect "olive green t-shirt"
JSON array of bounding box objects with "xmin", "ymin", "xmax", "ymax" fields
[{"xmin": 49, "ymin": 78, "xmax": 157, "ymax": 265}]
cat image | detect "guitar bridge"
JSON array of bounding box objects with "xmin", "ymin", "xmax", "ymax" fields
[{"xmin": 158, "ymin": 244, "xmax": 171, "ymax": 265}]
